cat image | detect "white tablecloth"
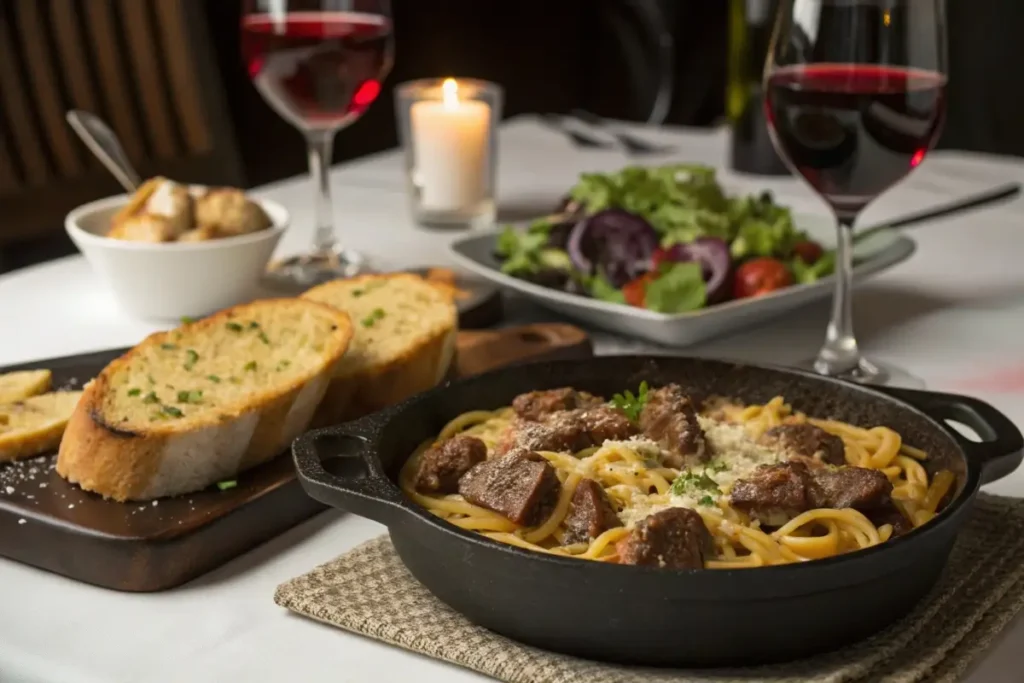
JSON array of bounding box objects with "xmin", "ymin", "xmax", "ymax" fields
[{"xmin": 1, "ymin": 116, "xmax": 1023, "ymax": 683}]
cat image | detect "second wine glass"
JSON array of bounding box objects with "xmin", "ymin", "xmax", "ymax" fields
[
  {"xmin": 764, "ymin": 0, "xmax": 947, "ymax": 386},
  {"xmin": 242, "ymin": 0, "xmax": 395, "ymax": 287}
]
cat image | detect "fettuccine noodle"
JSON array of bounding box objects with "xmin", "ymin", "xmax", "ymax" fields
[{"xmin": 399, "ymin": 397, "xmax": 954, "ymax": 568}]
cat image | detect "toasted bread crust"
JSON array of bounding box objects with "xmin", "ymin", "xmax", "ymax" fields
[
  {"xmin": 301, "ymin": 273, "xmax": 457, "ymax": 427},
  {"xmin": 312, "ymin": 324, "xmax": 457, "ymax": 426},
  {"xmin": 56, "ymin": 299, "xmax": 352, "ymax": 501},
  {"xmin": 0, "ymin": 369, "xmax": 52, "ymax": 403}
]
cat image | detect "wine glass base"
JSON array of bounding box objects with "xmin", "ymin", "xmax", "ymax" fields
[
  {"xmin": 795, "ymin": 357, "xmax": 926, "ymax": 389},
  {"xmin": 264, "ymin": 248, "xmax": 370, "ymax": 291}
]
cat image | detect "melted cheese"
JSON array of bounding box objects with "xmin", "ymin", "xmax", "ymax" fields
[{"xmin": 616, "ymin": 417, "xmax": 784, "ymax": 528}]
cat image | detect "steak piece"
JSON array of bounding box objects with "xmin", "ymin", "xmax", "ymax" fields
[
  {"xmin": 512, "ymin": 388, "xmax": 603, "ymax": 421},
  {"xmin": 616, "ymin": 508, "xmax": 712, "ymax": 569},
  {"xmin": 413, "ymin": 435, "xmax": 487, "ymax": 494},
  {"xmin": 761, "ymin": 423, "xmax": 846, "ymax": 466},
  {"xmin": 867, "ymin": 502, "xmax": 914, "ymax": 537},
  {"xmin": 576, "ymin": 405, "xmax": 639, "ymax": 444},
  {"xmin": 809, "ymin": 467, "xmax": 893, "ymax": 510},
  {"xmin": 458, "ymin": 452, "xmax": 561, "ymax": 526},
  {"xmin": 730, "ymin": 461, "xmax": 895, "ymax": 526},
  {"xmin": 562, "ymin": 478, "xmax": 621, "ymax": 544},
  {"xmin": 638, "ymin": 384, "xmax": 707, "ymax": 467},
  {"xmin": 500, "ymin": 406, "xmax": 638, "ymax": 456},
  {"xmin": 729, "ymin": 461, "xmax": 813, "ymax": 526},
  {"xmin": 501, "ymin": 417, "xmax": 589, "ymax": 455}
]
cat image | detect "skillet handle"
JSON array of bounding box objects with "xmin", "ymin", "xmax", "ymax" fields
[
  {"xmin": 878, "ymin": 386, "xmax": 1024, "ymax": 485},
  {"xmin": 292, "ymin": 412, "xmax": 408, "ymax": 526}
]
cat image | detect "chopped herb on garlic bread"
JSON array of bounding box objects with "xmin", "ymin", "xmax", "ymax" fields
[
  {"xmin": 301, "ymin": 273, "xmax": 458, "ymax": 425},
  {"xmin": 56, "ymin": 298, "xmax": 353, "ymax": 501},
  {"xmin": 0, "ymin": 391, "xmax": 83, "ymax": 462}
]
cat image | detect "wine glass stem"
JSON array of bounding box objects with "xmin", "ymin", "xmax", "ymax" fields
[
  {"xmin": 306, "ymin": 130, "xmax": 338, "ymax": 256},
  {"xmin": 817, "ymin": 216, "xmax": 862, "ymax": 375}
]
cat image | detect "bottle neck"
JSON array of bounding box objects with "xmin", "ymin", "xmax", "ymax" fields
[
  {"xmin": 726, "ymin": 0, "xmax": 777, "ymax": 122},
  {"xmin": 728, "ymin": 0, "xmax": 789, "ymax": 176}
]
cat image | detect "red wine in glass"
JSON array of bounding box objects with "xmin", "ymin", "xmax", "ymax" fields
[
  {"xmin": 764, "ymin": 0, "xmax": 948, "ymax": 387},
  {"xmin": 241, "ymin": 1, "xmax": 394, "ymax": 287},
  {"xmin": 242, "ymin": 12, "xmax": 393, "ymax": 131},
  {"xmin": 766, "ymin": 65, "xmax": 946, "ymax": 218}
]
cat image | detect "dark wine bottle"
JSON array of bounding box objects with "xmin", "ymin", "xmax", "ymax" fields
[{"xmin": 727, "ymin": 0, "xmax": 789, "ymax": 175}]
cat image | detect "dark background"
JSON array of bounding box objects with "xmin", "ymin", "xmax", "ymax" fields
[
  {"xmin": 205, "ymin": 0, "xmax": 730, "ymax": 188},
  {"xmin": 1, "ymin": 0, "xmax": 1022, "ymax": 273}
]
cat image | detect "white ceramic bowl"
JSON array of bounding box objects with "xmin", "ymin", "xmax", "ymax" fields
[{"xmin": 66, "ymin": 194, "xmax": 288, "ymax": 320}]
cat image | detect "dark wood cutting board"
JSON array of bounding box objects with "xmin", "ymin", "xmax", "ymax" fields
[{"xmin": 0, "ymin": 324, "xmax": 591, "ymax": 592}]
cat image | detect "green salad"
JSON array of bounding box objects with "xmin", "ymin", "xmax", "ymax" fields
[{"xmin": 496, "ymin": 165, "xmax": 835, "ymax": 313}]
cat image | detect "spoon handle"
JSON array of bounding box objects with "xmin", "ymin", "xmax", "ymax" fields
[{"xmin": 65, "ymin": 110, "xmax": 141, "ymax": 193}]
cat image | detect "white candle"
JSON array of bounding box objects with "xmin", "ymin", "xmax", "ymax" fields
[{"xmin": 410, "ymin": 79, "xmax": 491, "ymax": 212}]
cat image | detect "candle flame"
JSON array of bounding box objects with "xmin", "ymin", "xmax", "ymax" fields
[{"xmin": 442, "ymin": 78, "xmax": 459, "ymax": 109}]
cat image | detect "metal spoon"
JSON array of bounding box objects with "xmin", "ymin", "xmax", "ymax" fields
[{"xmin": 65, "ymin": 110, "xmax": 140, "ymax": 192}]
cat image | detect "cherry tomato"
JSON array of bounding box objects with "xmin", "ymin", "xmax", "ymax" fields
[
  {"xmin": 733, "ymin": 257, "xmax": 794, "ymax": 299},
  {"xmin": 622, "ymin": 273, "xmax": 656, "ymax": 307},
  {"xmin": 792, "ymin": 240, "xmax": 824, "ymax": 265},
  {"xmin": 651, "ymin": 247, "xmax": 674, "ymax": 271}
]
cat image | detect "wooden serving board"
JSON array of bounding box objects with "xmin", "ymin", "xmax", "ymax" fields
[{"xmin": 0, "ymin": 324, "xmax": 591, "ymax": 592}]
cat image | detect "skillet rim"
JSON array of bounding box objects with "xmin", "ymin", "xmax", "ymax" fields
[{"xmin": 317, "ymin": 355, "xmax": 983, "ymax": 580}]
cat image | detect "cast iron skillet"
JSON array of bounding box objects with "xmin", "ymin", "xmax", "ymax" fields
[{"xmin": 292, "ymin": 356, "xmax": 1023, "ymax": 667}]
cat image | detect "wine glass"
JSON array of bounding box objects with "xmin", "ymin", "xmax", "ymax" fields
[
  {"xmin": 764, "ymin": 0, "xmax": 947, "ymax": 386},
  {"xmin": 242, "ymin": 0, "xmax": 395, "ymax": 287}
]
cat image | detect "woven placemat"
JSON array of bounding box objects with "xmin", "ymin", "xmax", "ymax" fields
[{"xmin": 275, "ymin": 494, "xmax": 1024, "ymax": 683}]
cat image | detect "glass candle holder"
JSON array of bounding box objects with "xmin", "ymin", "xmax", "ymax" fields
[{"xmin": 396, "ymin": 78, "xmax": 503, "ymax": 229}]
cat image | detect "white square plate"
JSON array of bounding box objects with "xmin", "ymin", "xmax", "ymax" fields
[{"xmin": 449, "ymin": 215, "xmax": 915, "ymax": 347}]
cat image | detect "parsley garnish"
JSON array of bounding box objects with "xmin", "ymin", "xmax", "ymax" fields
[
  {"xmin": 695, "ymin": 471, "xmax": 721, "ymax": 492},
  {"xmin": 276, "ymin": 360, "xmax": 291, "ymax": 371},
  {"xmin": 143, "ymin": 391, "xmax": 160, "ymax": 405},
  {"xmin": 184, "ymin": 349, "xmax": 199, "ymax": 370},
  {"xmin": 360, "ymin": 308, "xmax": 386, "ymax": 328},
  {"xmin": 670, "ymin": 469, "xmax": 721, "ymax": 496},
  {"xmin": 257, "ymin": 331, "xmax": 270, "ymax": 345},
  {"xmin": 226, "ymin": 322, "xmax": 243, "ymax": 332},
  {"xmin": 248, "ymin": 321, "xmax": 259, "ymax": 329},
  {"xmin": 610, "ymin": 381, "xmax": 650, "ymax": 422},
  {"xmin": 180, "ymin": 316, "xmax": 196, "ymax": 324},
  {"xmin": 709, "ymin": 459, "xmax": 728, "ymax": 473},
  {"xmin": 160, "ymin": 343, "xmax": 178, "ymax": 351},
  {"xmin": 217, "ymin": 480, "xmax": 238, "ymax": 491},
  {"xmin": 177, "ymin": 390, "xmax": 203, "ymax": 404},
  {"xmin": 244, "ymin": 361, "xmax": 257, "ymax": 372},
  {"xmin": 669, "ymin": 474, "xmax": 687, "ymax": 496},
  {"xmin": 127, "ymin": 388, "xmax": 141, "ymax": 397},
  {"xmin": 352, "ymin": 281, "xmax": 385, "ymax": 298},
  {"xmin": 161, "ymin": 405, "xmax": 184, "ymax": 418},
  {"xmin": 698, "ymin": 495, "xmax": 716, "ymax": 507},
  {"xmin": 207, "ymin": 374, "xmax": 221, "ymax": 383}
]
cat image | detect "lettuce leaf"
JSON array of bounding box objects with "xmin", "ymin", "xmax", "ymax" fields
[
  {"xmin": 790, "ymin": 251, "xmax": 836, "ymax": 284},
  {"xmin": 565, "ymin": 165, "xmax": 803, "ymax": 255},
  {"xmin": 588, "ymin": 273, "xmax": 626, "ymax": 304},
  {"xmin": 644, "ymin": 262, "xmax": 707, "ymax": 313}
]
